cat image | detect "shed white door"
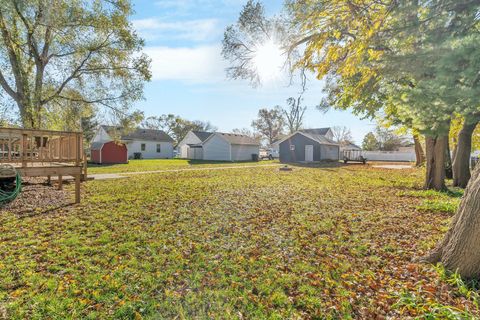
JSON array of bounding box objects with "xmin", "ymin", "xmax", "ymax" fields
[{"xmin": 305, "ymin": 145, "xmax": 314, "ymax": 162}]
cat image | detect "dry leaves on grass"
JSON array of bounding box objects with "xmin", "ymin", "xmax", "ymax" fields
[{"xmin": 0, "ymin": 164, "xmax": 477, "ymax": 319}]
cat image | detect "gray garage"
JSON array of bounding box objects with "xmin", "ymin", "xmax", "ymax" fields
[{"xmin": 279, "ymin": 129, "xmax": 340, "ymax": 163}]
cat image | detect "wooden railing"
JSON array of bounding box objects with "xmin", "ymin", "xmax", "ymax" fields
[{"xmin": 0, "ymin": 128, "xmax": 83, "ymax": 166}]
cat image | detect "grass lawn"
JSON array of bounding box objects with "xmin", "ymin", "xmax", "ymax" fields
[
  {"xmin": 0, "ymin": 164, "xmax": 478, "ymax": 319},
  {"xmin": 88, "ymin": 159, "xmax": 279, "ymax": 174}
]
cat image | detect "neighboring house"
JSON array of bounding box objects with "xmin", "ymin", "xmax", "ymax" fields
[
  {"xmin": 177, "ymin": 131, "xmax": 213, "ymax": 159},
  {"xmin": 91, "ymin": 126, "xmax": 174, "ymax": 159},
  {"xmin": 270, "ymin": 139, "xmax": 282, "ymax": 153},
  {"xmin": 203, "ymin": 133, "xmax": 260, "ymax": 161},
  {"xmin": 279, "ymin": 128, "xmax": 340, "ymax": 163},
  {"xmin": 177, "ymin": 130, "xmax": 260, "ymax": 161}
]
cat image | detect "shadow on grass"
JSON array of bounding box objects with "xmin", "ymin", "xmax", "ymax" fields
[
  {"xmin": 17, "ymin": 203, "xmax": 77, "ymax": 219},
  {"xmin": 187, "ymin": 159, "xmax": 275, "ymax": 166},
  {"xmin": 282, "ymin": 161, "xmax": 351, "ymax": 169},
  {"xmin": 87, "ymin": 159, "xmax": 277, "ymax": 168}
]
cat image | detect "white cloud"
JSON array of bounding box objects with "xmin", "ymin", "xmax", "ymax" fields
[
  {"xmin": 132, "ymin": 18, "xmax": 219, "ymax": 42},
  {"xmin": 144, "ymin": 45, "xmax": 227, "ymax": 83}
]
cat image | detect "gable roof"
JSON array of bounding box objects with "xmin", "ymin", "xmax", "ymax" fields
[
  {"xmin": 300, "ymin": 132, "xmax": 338, "ymax": 145},
  {"xmin": 191, "ymin": 131, "xmax": 214, "ymax": 142},
  {"xmin": 101, "ymin": 126, "xmax": 174, "ymax": 143},
  {"xmin": 205, "ymin": 132, "xmax": 260, "ymax": 146},
  {"xmin": 278, "ymin": 128, "xmax": 339, "ymax": 146},
  {"xmin": 270, "ymin": 138, "xmax": 283, "ymax": 146},
  {"xmin": 300, "ymin": 128, "xmax": 331, "ymax": 136}
]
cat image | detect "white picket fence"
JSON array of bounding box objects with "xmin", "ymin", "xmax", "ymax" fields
[{"xmin": 362, "ymin": 151, "xmax": 416, "ymax": 162}]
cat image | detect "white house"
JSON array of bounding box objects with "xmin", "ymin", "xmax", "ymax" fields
[
  {"xmin": 203, "ymin": 133, "xmax": 260, "ymax": 161},
  {"xmin": 92, "ymin": 126, "xmax": 174, "ymax": 159},
  {"xmin": 270, "ymin": 139, "xmax": 282, "ymax": 153},
  {"xmin": 177, "ymin": 130, "xmax": 260, "ymax": 161},
  {"xmin": 177, "ymin": 131, "xmax": 214, "ymax": 159}
]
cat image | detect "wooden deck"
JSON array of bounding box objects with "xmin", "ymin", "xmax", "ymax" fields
[{"xmin": 0, "ymin": 127, "xmax": 86, "ymax": 203}]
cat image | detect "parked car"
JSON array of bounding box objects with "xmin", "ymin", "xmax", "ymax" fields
[{"xmin": 259, "ymin": 148, "xmax": 279, "ymax": 160}]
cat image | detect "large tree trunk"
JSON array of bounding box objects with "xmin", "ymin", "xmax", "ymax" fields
[
  {"xmin": 453, "ymin": 120, "xmax": 479, "ymax": 188},
  {"xmin": 413, "ymin": 133, "xmax": 425, "ymax": 167},
  {"xmin": 445, "ymin": 139, "xmax": 453, "ymax": 180},
  {"xmin": 422, "ymin": 163, "xmax": 480, "ymax": 279},
  {"xmin": 425, "ymin": 135, "xmax": 448, "ymax": 190}
]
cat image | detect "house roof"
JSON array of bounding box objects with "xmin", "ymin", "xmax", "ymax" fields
[
  {"xmin": 213, "ymin": 132, "xmax": 260, "ymax": 146},
  {"xmin": 300, "ymin": 128, "xmax": 331, "ymax": 136},
  {"xmin": 191, "ymin": 131, "xmax": 214, "ymax": 142},
  {"xmin": 270, "ymin": 138, "xmax": 283, "ymax": 146},
  {"xmin": 278, "ymin": 128, "xmax": 339, "ymax": 146},
  {"xmin": 300, "ymin": 132, "xmax": 338, "ymax": 145},
  {"xmin": 101, "ymin": 126, "xmax": 174, "ymax": 142}
]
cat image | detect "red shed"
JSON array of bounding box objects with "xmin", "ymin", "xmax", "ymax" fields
[{"xmin": 90, "ymin": 141, "xmax": 128, "ymax": 164}]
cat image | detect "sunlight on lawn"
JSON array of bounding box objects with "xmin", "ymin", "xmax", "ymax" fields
[
  {"xmin": 88, "ymin": 159, "xmax": 279, "ymax": 174},
  {"xmin": 0, "ymin": 165, "xmax": 475, "ymax": 318}
]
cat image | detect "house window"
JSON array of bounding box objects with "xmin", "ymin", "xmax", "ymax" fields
[
  {"xmin": 290, "ymin": 145, "xmax": 295, "ymax": 151},
  {"xmin": 141, "ymin": 143, "xmax": 146, "ymax": 151},
  {"xmin": 156, "ymin": 144, "xmax": 161, "ymax": 153}
]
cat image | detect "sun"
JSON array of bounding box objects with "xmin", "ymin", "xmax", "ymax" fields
[{"xmin": 253, "ymin": 40, "xmax": 285, "ymax": 83}]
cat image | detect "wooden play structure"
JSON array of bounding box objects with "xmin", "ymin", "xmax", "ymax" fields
[{"xmin": 0, "ymin": 127, "xmax": 87, "ymax": 203}]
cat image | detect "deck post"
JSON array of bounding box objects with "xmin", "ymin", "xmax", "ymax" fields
[
  {"xmin": 75, "ymin": 174, "xmax": 81, "ymax": 203},
  {"xmin": 58, "ymin": 175, "xmax": 63, "ymax": 190},
  {"xmin": 81, "ymin": 152, "xmax": 88, "ymax": 182},
  {"xmin": 21, "ymin": 134, "xmax": 27, "ymax": 168}
]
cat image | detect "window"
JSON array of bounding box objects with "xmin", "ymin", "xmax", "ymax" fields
[
  {"xmin": 156, "ymin": 144, "xmax": 161, "ymax": 153},
  {"xmin": 290, "ymin": 145, "xmax": 295, "ymax": 151},
  {"xmin": 141, "ymin": 143, "xmax": 146, "ymax": 151}
]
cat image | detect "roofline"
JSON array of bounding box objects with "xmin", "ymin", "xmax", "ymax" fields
[
  {"xmin": 202, "ymin": 132, "xmax": 260, "ymax": 146},
  {"xmin": 202, "ymin": 132, "xmax": 226, "ymax": 145},
  {"xmin": 278, "ymin": 131, "xmax": 340, "ymax": 146}
]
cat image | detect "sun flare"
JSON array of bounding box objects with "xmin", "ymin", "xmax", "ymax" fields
[{"xmin": 253, "ymin": 40, "xmax": 285, "ymax": 83}]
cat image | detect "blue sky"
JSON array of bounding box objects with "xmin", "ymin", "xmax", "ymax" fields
[{"xmin": 131, "ymin": 0, "xmax": 375, "ymax": 144}]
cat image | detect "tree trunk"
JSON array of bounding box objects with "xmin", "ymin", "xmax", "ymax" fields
[
  {"xmin": 422, "ymin": 162, "xmax": 480, "ymax": 279},
  {"xmin": 425, "ymin": 135, "xmax": 448, "ymax": 190},
  {"xmin": 453, "ymin": 120, "xmax": 479, "ymax": 188},
  {"xmin": 413, "ymin": 133, "xmax": 425, "ymax": 167},
  {"xmin": 445, "ymin": 139, "xmax": 453, "ymax": 180}
]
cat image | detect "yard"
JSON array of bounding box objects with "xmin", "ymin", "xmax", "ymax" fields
[
  {"xmin": 87, "ymin": 159, "xmax": 279, "ymax": 174},
  {"xmin": 0, "ymin": 163, "xmax": 478, "ymax": 319}
]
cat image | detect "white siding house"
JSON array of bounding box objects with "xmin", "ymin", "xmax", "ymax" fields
[
  {"xmin": 126, "ymin": 139, "xmax": 174, "ymax": 159},
  {"xmin": 203, "ymin": 133, "xmax": 260, "ymax": 161},
  {"xmin": 92, "ymin": 126, "xmax": 174, "ymax": 159},
  {"xmin": 203, "ymin": 134, "xmax": 232, "ymax": 161},
  {"xmin": 270, "ymin": 139, "xmax": 281, "ymax": 153},
  {"xmin": 231, "ymin": 144, "xmax": 261, "ymax": 161},
  {"xmin": 177, "ymin": 131, "xmax": 213, "ymax": 159},
  {"xmin": 178, "ymin": 131, "xmax": 260, "ymax": 161}
]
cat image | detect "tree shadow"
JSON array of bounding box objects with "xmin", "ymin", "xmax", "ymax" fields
[
  {"xmin": 187, "ymin": 159, "xmax": 277, "ymax": 166},
  {"xmin": 281, "ymin": 161, "xmax": 350, "ymax": 169},
  {"xmin": 16, "ymin": 203, "xmax": 77, "ymax": 219}
]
